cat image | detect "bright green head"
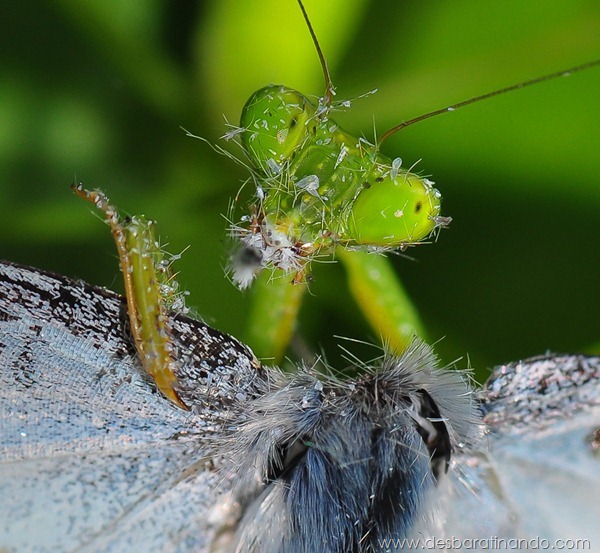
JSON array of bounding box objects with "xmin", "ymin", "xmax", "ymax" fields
[
  {"xmin": 348, "ymin": 173, "xmax": 442, "ymax": 246},
  {"xmin": 240, "ymin": 85, "xmax": 315, "ymax": 171}
]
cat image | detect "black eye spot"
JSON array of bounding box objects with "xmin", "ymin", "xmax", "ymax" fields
[
  {"xmin": 290, "ymin": 115, "xmax": 298, "ymax": 129},
  {"xmin": 413, "ymin": 389, "xmax": 452, "ymax": 480},
  {"xmin": 362, "ymin": 181, "xmax": 371, "ymax": 189},
  {"xmin": 375, "ymin": 177, "xmax": 384, "ymax": 183},
  {"xmin": 312, "ymin": 125, "xmax": 317, "ymax": 135},
  {"xmin": 415, "ymin": 201, "xmax": 422, "ymax": 213}
]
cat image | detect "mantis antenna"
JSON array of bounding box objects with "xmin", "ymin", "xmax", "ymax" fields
[
  {"xmin": 296, "ymin": 1, "xmax": 600, "ymax": 147},
  {"xmin": 297, "ymin": 0, "xmax": 335, "ymax": 104},
  {"xmin": 378, "ymin": 58, "xmax": 600, "ymax": 146}
]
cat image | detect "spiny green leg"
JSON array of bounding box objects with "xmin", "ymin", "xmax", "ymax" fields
[
  {"xmin": 336, "ymin": 248, "xmax": 427, "ymax": 353},
  {"xmin": 72, "ymin": 184, "xmax": 189, "ymax": 410},
  {"xmin": 244, "ymin": 270, "xmax": 306, "ymax": 363}
]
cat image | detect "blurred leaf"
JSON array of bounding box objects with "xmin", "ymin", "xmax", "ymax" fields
[{"xmin": 53, "ymin": 0, "xmax": 193, "ymax": 120}]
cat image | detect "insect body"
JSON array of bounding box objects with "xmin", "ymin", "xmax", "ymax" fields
[{"xmin": 232, "ymin": 84, "xmax": 443, "ymax": 287}]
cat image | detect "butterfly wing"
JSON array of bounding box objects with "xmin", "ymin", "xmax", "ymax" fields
[
  {"xmin": 434, "ymin": 354, "xmax": 600, "ymax": 549},
  {"xmin": 0, "ymin": 261, "xmax": 249, "ymax": 553}
]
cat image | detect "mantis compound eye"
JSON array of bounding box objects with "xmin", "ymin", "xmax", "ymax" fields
[
  {"xmin": 240, "ymin": 85, "xmax": 315, "ymax": 170},
  {"xmin": 349, "ymin": 173, "xmax": 442, "ymax": 246}
]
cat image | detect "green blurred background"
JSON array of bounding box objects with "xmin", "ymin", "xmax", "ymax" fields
[{"xmin": 2, "ymin": 0, "xmax": 599, "ymax": 379}]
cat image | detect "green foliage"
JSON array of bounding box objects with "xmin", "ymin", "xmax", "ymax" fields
[{"xmin": 1, "ymin": 0, "xmax": 599, "ymax": 377}]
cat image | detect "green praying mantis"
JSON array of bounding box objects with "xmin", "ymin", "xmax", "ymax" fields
[
  {"xmin": 222, "ymin": 1, "xmax": 600, "ymax": 364},
  {"xmin": 65, "ymin": 1, "xmax": 600, "ymax": 405},
  {"xmin": 229, "ymin": 78, "xmax": 445, "ymax": 361}
]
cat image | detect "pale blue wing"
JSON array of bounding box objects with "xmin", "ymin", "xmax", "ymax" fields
[
  {"xmin": 431, "ymin": 354, "xmax": 600, "ymax": 549},
  {"xmin": 0, "ymin": 261, "xmax": 257, "ymax": 553}
]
